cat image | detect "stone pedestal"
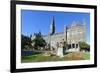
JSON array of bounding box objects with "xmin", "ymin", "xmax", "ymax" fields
[{"xmin": 57, "ymin": 47, "xmax": 64, "ymax": 57}]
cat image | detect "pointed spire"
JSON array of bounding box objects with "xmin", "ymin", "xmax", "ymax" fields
[
  {"xmin": 51, "ymin": 16, "xmax": 55, "ymax": 26},
  {"xmin": 50, "ymin": 16, "xmax": 55, "ymax": 35}
]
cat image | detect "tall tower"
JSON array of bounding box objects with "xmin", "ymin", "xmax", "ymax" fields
[
  {"xmin": 82, "ymin": 18, "xmax": 86, "ymax": 42},
  {"xmin": 64, "ymin": 25, "xmax": 67, "ymax": 42},
  {"xmin": 50, "ymin": 16, "xmax": 55, "ymax": 35},
  {"xmin": 48, "ymin": 16, "xmax": 55, "ymax": 50}
]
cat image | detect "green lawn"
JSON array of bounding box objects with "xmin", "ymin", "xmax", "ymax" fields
[
  {"xmin": 83, "ymin": 52, "xmax": 90, "ymax": 60},
  {"xmin": 21, "ymin": 52, "xmax": 90, "ymax": 63},
  {"xmin": 21, "ymin": 54, "xmax": 65, "ymax": 63}
]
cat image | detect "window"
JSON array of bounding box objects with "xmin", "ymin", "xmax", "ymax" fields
[
  {"xmin": 68, "ymin": 44, "xmax": 71, "ymax": 49},
  {"xmin": 72, "ymin": 44, "xmax": 75, "ymax": 48},
  {"xmin": 76, "ymin": 44, "xmax": 78, "ymax": 48}
]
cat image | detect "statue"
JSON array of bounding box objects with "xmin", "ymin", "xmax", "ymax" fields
[{"xmin": 57, "ymin": 42, "xmax": 64, "ymax": 57}]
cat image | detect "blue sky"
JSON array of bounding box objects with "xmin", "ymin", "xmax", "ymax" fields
[{"xmin": 21, "ymin": 10, "xmax": 90, "ymax": 44}]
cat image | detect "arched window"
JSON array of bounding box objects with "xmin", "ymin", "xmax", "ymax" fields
[
  {"xmin": 76, "ymin": 44, "xmax": 78, "ymax": 48},
  {"xmin": 68, "ymin": 44, "xmax": 71, "ymax": 49},
  {"xmin": 72, "ymin": 43, "xmax": 75, "ymax": 48}
]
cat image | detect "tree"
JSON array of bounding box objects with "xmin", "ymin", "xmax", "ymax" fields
[
  {"xmin": 32, "ymin": 32, "xmax": 46, "ymax": 50},
  {"xmin": 21, "ymin": 34, "xmax": 32, "ymax": 50},
  {"xmin": 79, "ymin": 42, "xmax": 90, "ymax": 51}
]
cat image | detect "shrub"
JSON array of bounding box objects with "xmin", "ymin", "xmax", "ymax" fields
[{"xmin": 79, "ymin": 42, "xmax": 90, "ymax": 52}]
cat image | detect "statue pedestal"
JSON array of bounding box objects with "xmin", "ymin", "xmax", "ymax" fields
[{"xmin": 57, "ymin": 47, "xmax": 64, "ymax": 57}]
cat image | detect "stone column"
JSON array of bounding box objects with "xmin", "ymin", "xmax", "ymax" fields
[
  {"xmin": 75, "ymin": 43, "xmax": 76, "ymax": 49},
  {"xmin": 78, "ymin": 43, "xmax": 80, "ymax": 51},
  {"xmin": 64, "ymin": 25, "xmax": 67, "ymax": 42},
  {"xmin": 71, "ymin": 44, "xmax": 72, "ymax": 49}
]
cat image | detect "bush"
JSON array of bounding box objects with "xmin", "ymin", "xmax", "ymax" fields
[{"xmin": 79, "ymin": 42, "xmax": 90, "ymax": 52}]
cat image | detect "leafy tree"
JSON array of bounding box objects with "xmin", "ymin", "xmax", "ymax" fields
[
  {"xmin": 21, "ymin": 34, "xmax": 32, "ymax": 50},
  {"xmin": 32, "ymin": 32, "xmax": 46, "ymax": 50},
  {"xmin": 79, "ymin": 42, "xmax": 90, "ymax": 51}
]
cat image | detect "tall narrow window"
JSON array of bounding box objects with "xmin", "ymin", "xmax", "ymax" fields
[
  {"xmin": 72, "ymin": 44, "xmax": 75, "ymax": 48},
  {"xmin": 68, "ymin": 44, "xmax": 71, "ymax": 49},
  {"xmin": 76, "ymin": 44, "xmax": 78, "ymax": 48}
]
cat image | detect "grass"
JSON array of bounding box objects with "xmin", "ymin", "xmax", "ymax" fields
[
  {"xmin": 21, "ymin": 54, "xmax": 65, "ymax": 63},
  {"xmin": 83, "ymin": 52, "xmax": 90, "ymax": 60},
  {"xmin": 21, "ymin": 52, "xmax": 90, "ymax": 63}
]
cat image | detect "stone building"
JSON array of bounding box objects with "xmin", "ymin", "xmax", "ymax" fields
[{"xmin": 31, "ymin": 17, "xmax": 86, "ymax": 52}]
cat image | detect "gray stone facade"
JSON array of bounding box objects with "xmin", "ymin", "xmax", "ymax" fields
[{"xmin": 31, "ymin": 17, "xmax": 86, "ymax": 52}]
